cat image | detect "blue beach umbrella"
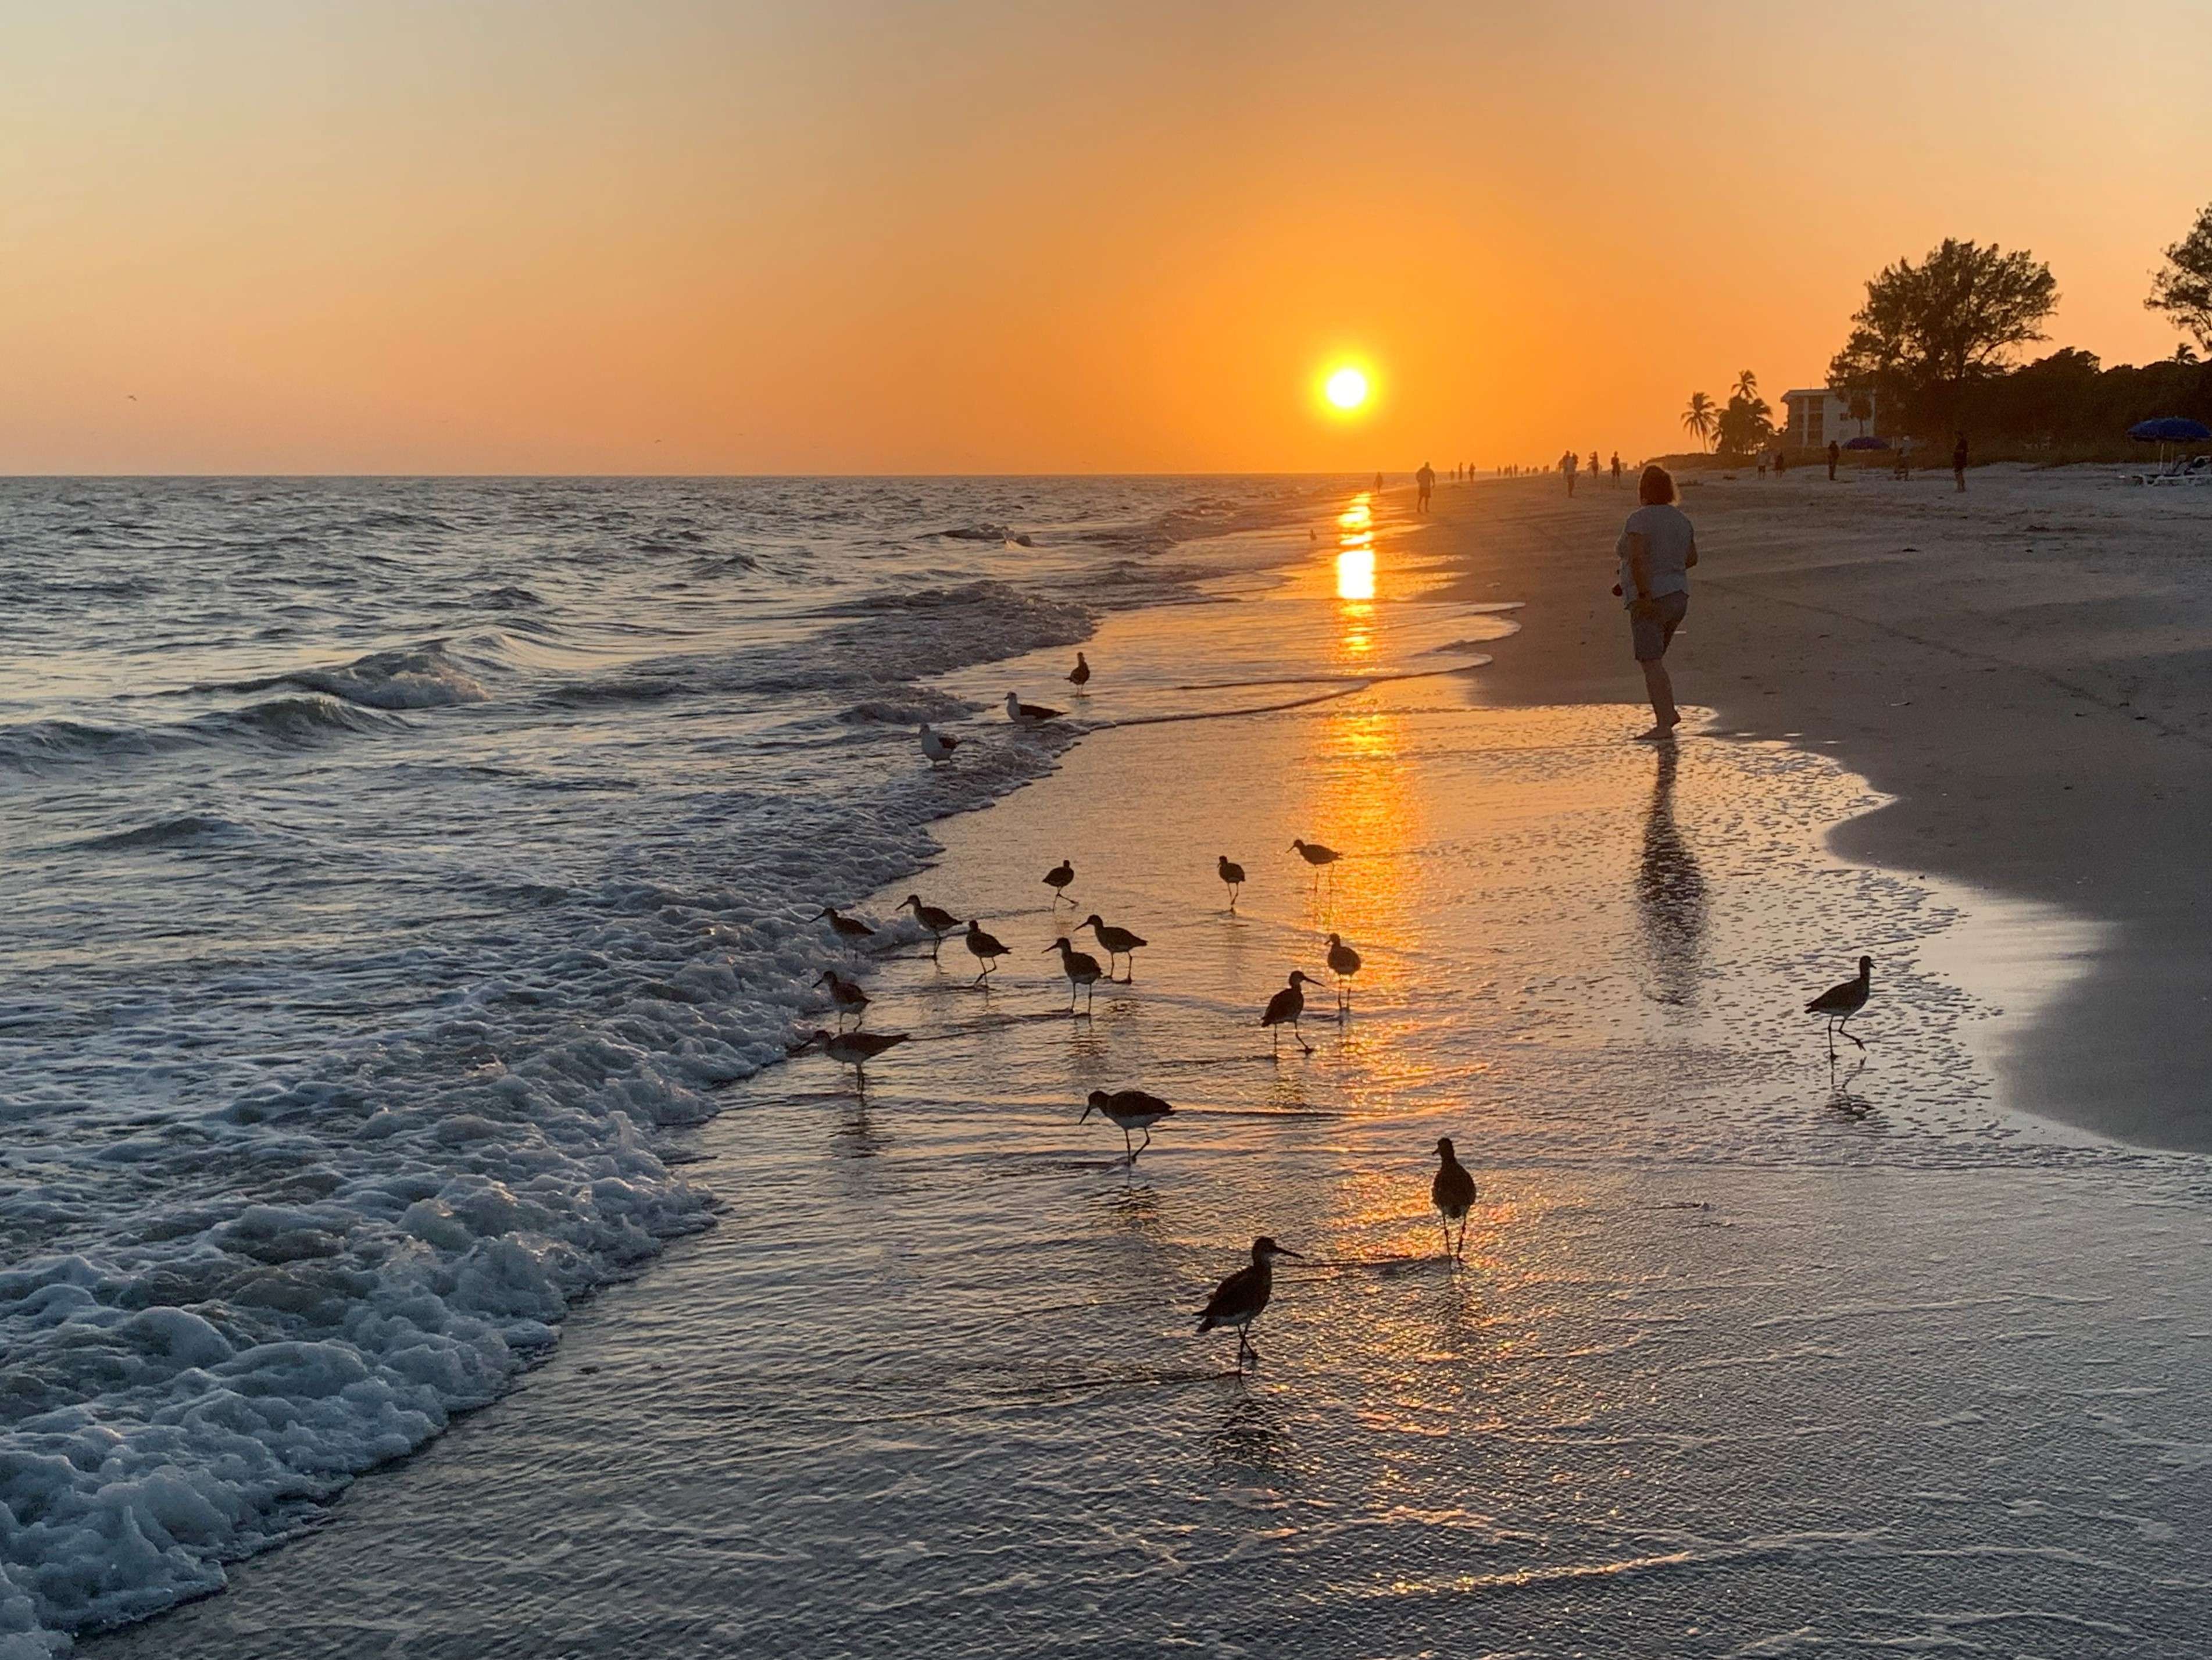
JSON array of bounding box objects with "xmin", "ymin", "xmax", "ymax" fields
[
  {"xmin": 2128, "ymin": 417, "xmax": 2212, "ymax": 443},
  {"xmin": 1842, "ymin": 435, "xmax": 1891, "ymax": 451}
]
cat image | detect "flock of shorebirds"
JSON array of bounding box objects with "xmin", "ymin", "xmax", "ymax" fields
[{"xmin": 796, "ymin": 651, "xmax": 1882, "ymax": 1372}]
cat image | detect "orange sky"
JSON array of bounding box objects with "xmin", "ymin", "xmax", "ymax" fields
[{"xmin": 6, "ymin": 2, "xmax": 2209, "ymax": 474}]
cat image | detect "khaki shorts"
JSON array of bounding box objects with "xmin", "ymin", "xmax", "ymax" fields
[{"xmin": 1629, "ymin": 591, "xmax": 1688, "ymax": 662}]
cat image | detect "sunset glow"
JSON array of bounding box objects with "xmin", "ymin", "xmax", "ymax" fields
[{"xmin": 1324, "ymin": 366, "xmax": 1372, "ymax": 413}]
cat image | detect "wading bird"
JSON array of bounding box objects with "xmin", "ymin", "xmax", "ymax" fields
[
  {"xmin": 1431, "ymin": 1137, "xmax": 1477, "ymax": 1261},
  {"xmin": 1290, "ymin": 838, "xmax": 1341, "ymax": 889},
  {"xmin": 917, "ymin": 723, "xmax": 961, "ymax": 766},
  {"xmin": 1217, "ymin": 855, "xmax": 1245, "ymax": 910},
  {"xmin": 1045, "ymin": 937, "xmax": 1103, "ymax": 1013},
  {"xmin": 1197, "ymin": 1236, "xmax": 1300, "ymax": 1369},
  {"xmin": 1078, "ymin": 913, "xmax": 1147, "ymax": 982},
  {"xmin": 1082, "ymin": 1087, "xmax": 1173, "ymax": 1163},
  {"xmin": 1005, "ymin": 691, "xmax": 1064, "ymax": 727},
  {"xmin": 1260, "ymin": 970, "xmax": 1320, "ymax": 1055},
  {"xmin": 816, "ymin": 906, "xmax": 875, "ymax": 947},
  {"xmin": 898, "ymin": 895, "xmax": 959, "ymax": 961},
  {"xmin": 813, "ymin": 969, "xmax": 869, "ymax": 1027},
  {"xmin": 964, "ymin": 919, "xmax": 1009, "ymax": 983},
  {"xmin": 1324, "ymin": 932, "xmax": 1362, "ymax": 1011},
  {"xmin": 1067, "ymin": 652, "xmax": 1091, "ymax": 690},
  {"xmin": 788, "ymin": 1027, "xmax": 908, "ymax": 1087},
  {"xmin": 1806, "ymin": 955, "xmax": 1874, "ymax": 1057},
  {"xmin": 1043, "ymin": 859, "xmax": 1075, "ymax": 905}
]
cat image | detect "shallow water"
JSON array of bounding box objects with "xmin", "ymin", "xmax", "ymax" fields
[{"xmin": 85, "ymin": 533, "xmax": 2212, "ymax": 1657}]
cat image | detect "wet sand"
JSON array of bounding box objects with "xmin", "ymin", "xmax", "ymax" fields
[
  {"xmin": 1427, "ymin": 466, "xmax": 2212, "ymax": 1149},
  {"xmin": 95, "ymin": 507, "xmax": 2212, "ymax": 1657}
]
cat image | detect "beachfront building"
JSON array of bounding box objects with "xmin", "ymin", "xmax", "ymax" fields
[{"xmin": 1780, "ymin": 386, "xmax": 1878, "ymax": 448}]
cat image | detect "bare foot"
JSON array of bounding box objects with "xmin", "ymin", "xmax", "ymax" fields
[{"xmin": 1631, "ymin": 724, "xmax": 1679, "ymax": 743}]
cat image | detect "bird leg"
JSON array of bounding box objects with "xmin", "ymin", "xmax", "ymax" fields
[
  {"xmin": 1825, "ymin": 1018, "xmax": 1837, "ymax": 1059},
  {"xmin": 1136, "ymin": 1126, "xmax": 1152, "ymax": 1158},
  {"xmin": 1841, "ymin": 1016, "xmax": 1866, "ymax": 1051},
  {"xmin": 1437, "ymin": 1215, "xmax": 1452, "ymax": 1259},
  {"xmin": 1295, "ymin": 1018, "xmax": 1313, "ymax": 1055},
  {"xmin": 1121, "ymin": 1127, "xmax": 1135, "ymax": 1164}
]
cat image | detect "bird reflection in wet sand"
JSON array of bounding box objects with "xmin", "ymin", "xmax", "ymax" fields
[
  {"xmin": 1636, "ymin": 742, "xmax": 1707, "ymax": 1005},
  {"xmin": 1209, "ymin": 1392, "xmax": 1288, "ymax": 1473},
  {"xmin": 1827, "ymin": 1053, "xmax": 1875, "ymax": 1119}
]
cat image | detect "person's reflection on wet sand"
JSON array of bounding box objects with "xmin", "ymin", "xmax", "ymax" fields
[{"xmin": 1638, "ymin": 742, "xmax": 1707, "ymax": 1005}]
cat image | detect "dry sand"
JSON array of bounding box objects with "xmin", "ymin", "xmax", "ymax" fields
[{"xmin": 1425, "ymin": 465, "xmax": 2212, "ymax": 1149}]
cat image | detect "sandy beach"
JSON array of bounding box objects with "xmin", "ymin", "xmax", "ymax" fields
[
  {"xmin": 1432, "ymin": 465, "xmax": 2212, "ymax": 1148},
  {"xmin": 90, "ymin": 476, "xmax": 2212, "ymax": 1658}
]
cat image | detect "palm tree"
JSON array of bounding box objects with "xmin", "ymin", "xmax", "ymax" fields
[
  {"xmin": 1681, "ymin": 391, "xmax": 1717, "ymax": 451},
  {"xmin": 1733, "ymin": 369, "xmax": 1759, "ymax": 401}
]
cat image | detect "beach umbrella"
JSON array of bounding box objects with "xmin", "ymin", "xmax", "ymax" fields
[
  {"xmin": 2128, "ymin": 417, "xmax": 2212, "ymax": 443},
  {"xmin": 1842, "ymin": 435, "xmax": 1890, "ymax": 451}
]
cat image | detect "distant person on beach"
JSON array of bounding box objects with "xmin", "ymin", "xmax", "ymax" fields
[
  {"xmin": 1952, "ymin": 433, "xmax": 1968, "ymax": 492},
  {"xmin": 1775, "ymin": 447, "xmax": 1788, "ymax": 476},
  {"xmin": 1374, "ymin": 471, "xmax": 1384, "ymax": 494},
  {"xmin": 1827, "ymin": 438, "xmax": 1840, "ymax": 481},
  {"xmin": 1610, "ymin": 452, "xmax": 1622, "ymax": 486},
  {"xmin": 1616, "ymin": 463, "xmax": 1696, "ymax": 742},
  {"xmin": 1589, "ymin": 451, "xmax": 1601, "ymax": 484},
  {"xmin": 1415, "ymin": 460, "xmax": 1435, "ymax": 512},
  {"xmin": 1561, "ymin": 450, "xmax": 1579, "ymax": 496}
]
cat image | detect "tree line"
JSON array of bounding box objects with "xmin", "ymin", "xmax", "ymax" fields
[{"xmin": 1677, "ymin": 203, "xmax": 2212, "ymax": 458}]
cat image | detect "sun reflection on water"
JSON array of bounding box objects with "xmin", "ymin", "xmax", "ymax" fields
[{"xmin": 1335, "ymin": 494, "xmax": 1376, "ymax": 603}]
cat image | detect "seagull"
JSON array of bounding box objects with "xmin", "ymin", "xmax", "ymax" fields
[
  {"xmin": 1045, "ymin": 937, "xmax": 1104, "ymax": 1013},
  {"xmin": 964, "ymin": 919, "xmax": 1009, "ymax": 983},
  {"xmin": 1806, "ymin": 955, "xmax": 1874, "ymax": 1057},
  {"xmin": 1067, "ymin": 652, "xmax": 1091, "ymax": 690},
  {"xmin": 1290, "ymin": 838, "xmax": 1341, "ymax": 888},
  {"xmin": 815, "ymin": 906, "xmax": 875, "ymax": 947},
  {"xmin": 1431, "ymin": 1137, "xmax": 1477, "ymax": 1261},
  {"xmin": 1260, "ymin": 970, "xmax": 1320, "ymax": 1055},
  {"xmin": 1043, "ymin": 859, "xmax": 1075, "ymax": 905},
  {"xmin": 1324, "ymin": 933, "xmax": 1362, "ymax": 1011},
  {"xmin": 1217, "ymin": 855, "xmax": 1245, "ymax": 910},
  {"xmin": 813, "ymin": 969, "xmax": 869, "ymax": 1027},
  {"xmin": 1081, "ymin": 1087, "xmax": 1173, "ymax": 1163},
  {"xmin": 898, "ymin": 895, "xmax": 959, "ymax": 961},
  {"xmin": 1196, "ymin": 1236, "xmax": 1301, "ymax": 1369},
  {"xmin": 918, "ymin": 724, "xmax": 962, "ymax": 765},
  {"xmin": 1005, "ymin": 691, "xmax": 1064, "ymax": 727},
  {"xmin": 1078, "ymin": 913, "xmax": 1147, "ymax": 982},
  {"xmin": 788, "ymin": 1027, "xmax": 908, "ymax": 1086}
]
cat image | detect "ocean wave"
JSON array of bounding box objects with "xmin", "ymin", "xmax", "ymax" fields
[
  {"xmin": 836, "ymin": 687, "xmax": 978, "ymax": 727},
  {"xmin": 474, "ymin": 586, "xmax": 544, "ymax": 610},
  {"xmin": 72, "ymin": 813, "xmax": 251, "ymax": 852},
  {"xmin": 0, "ymin": 695, "xmax": 400, "ymax": 773},
  {"xmin": 196, "ymin": 643, "xmax": 490, "ymax": 711},
  {"xmin": 0, "ymin": 719, "xmax": 148, "ymax": 770}
]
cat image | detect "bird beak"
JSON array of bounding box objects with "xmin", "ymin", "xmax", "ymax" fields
[
  {"xmin": 1277, "ymin": 1246, "xmax": 1304, "ymax": 1258},
  {"xmin": 1079, "ymin": 1105, "xmax": 1094, "ymax": 1122}
]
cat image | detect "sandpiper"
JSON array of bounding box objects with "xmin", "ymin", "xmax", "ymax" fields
[
  {"xmin": 1043, "ymin": 859, "xmax": 1075, "ymax": 905},
  {"xmin": 1806, "ymin": 955, "xmax": 1874, "ymax": 1057},
  {"xmin": 917, "ymin": 724, "xmax": 961, "ymax": 765},
  {"xmin": 1082, "ymin": 1087, "xmax": 1173, "ymax": 1163},
  {"xmin": 1005, "ymin": 691, "xmax": 1064, "ymax": 727},
  {"xmin": 1431, "ymin": 1137, "xmax": 1477, "ymax": 1261},
  {"xmin": 1196, "ymin": 1236, "xmax": 1301, "ymax": 1369},
  {"xmin": 788, "ymin": 1027, "xmax": 908, "ymax": 1086},
  {"xmin": 1260, "ymin": 970, "xmax": 1320, "ymax": 1055},
  {"xmin": 813, "ymin": 969, "xmax": 869, "ymax": 1027},
  {"xmin": 964, "ymin": 919, "xmax": 1009, "ymax": 983},
  {"xmin": 1290, "ymin": 838, "xmax": 1341, "ymax": 889},
  {"xmin": 1217, "ymin": 855, "xmax": 1245, "ymax": 910},
  {"xmin": 1324, "ymin": 932, "xmax": 1362, "ymax": 1011},
  {"xmin": 1078, "ymin": 913, "xmax": 1147, "ymax": 982},
  {"xmin": 816, "ymin": 906, "xmax": 875, "ymax": 946},
  {"xmin": 1067, "ymin": 652, "xmax": 1091, "ymax": 690},
  {"xmin": 898, "ymin": 895, "xmax": 959, "ymax": 961},
  {"xmin": 1045, "ymin": 937, "xmax": 1104, "ymax": 1013}
]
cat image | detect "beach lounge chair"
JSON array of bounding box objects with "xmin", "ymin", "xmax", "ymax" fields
[{"xmin": 2148, "ymin": 454, "xmax": 2212, "ymax": 485}]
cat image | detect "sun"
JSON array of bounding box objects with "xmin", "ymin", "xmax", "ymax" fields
[{"xmin": 1324, "ymin": 366, "xmax": 1370, "ymax": 411}]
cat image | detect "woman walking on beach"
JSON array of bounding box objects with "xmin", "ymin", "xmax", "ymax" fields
[{"xmin": 1617, "ymin": 463, "xmax": 1696, "ymax": 741}]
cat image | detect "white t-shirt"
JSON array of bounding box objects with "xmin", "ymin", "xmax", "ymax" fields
[{"xmin": 1616, "ymin": 504, "xmax": 1695, "ymax": 607}]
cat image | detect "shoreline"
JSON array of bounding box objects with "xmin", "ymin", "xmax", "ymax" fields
[{"xmin": 1420, "ymin": 466, "xmax": 2212, "ymax": 1150}]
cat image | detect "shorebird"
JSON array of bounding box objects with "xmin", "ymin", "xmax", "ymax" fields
[
  {"xmin": 917, "ymin": 723, "xmax": 961, "ymax": 766},
  {"xmin": 1043, "ymin": 859, "xmax": 1075, "ymax": 905},
  {"xmin": 1067, "ymin": 652, "xmax": 1091, "ymax": 690},
  {"xmin": 1196, "ymin": 1236, "xmax": 1301, "ymax": 1369},
  {"xmin": 1082, "ymin": 1087, "xmax": 1173, "ymax": 1163},
  {"xmin": 1806, "ymin": 955, "xmax": 1874, "ymax": 1056},
  {"xmin": 815, "ymin": 906, "xmax": 875, "ymax": 947},
  {"xmin": 898, "ymin": 895, "xmax": 959, "ymax": 961},
  {"xmin": 1290, "ymin": 838, "xmax": 1341, "ymax": 889},
  {"xmin": 813, "ymin": 969, "xmax": 869, "ymax": 1027},
  {"xmin": 788, "ymin": 1027, "xmax": 908, "ymax": 1086},
  {"xmin": 963, "ymin": 919, "xmax": 1009, "ymax": 983},
  {"xmin": 1005, "ymin": 691, "xmax": 1064, "ymax": 727},
  {"xmin": 1045, "ymin": 937, "xmax": 1104, "ymax": 1013},
  {"xmin": 1431, "ymin": 1137, "xmax": 1478, "ymax": 1261},
  {"xmin": 1078, "ymin": 913, "xmax": 1147, "ymax": 982},
  {"xmin": 1217, "ymin": 855, "xmax": 1245, "ymax": 910},
  {"xmin": 1260, "ymin": 970, "xmax": 1320, "ymax": 1055},
  {"xmin": 1324, "ymin": 932, "xmax": 1362, "ymax": 1011}
]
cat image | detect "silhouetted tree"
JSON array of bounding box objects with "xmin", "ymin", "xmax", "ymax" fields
[
  {"xmin": 2147, "ymin": 202, "xmax": 2212, "ymax": 353},
  {"xmin": 1732, "ymin": 369, "xmax": 1759, "ymax": 401},
  {"xmin": 1680, "ymin": 391, "xmax": 1717, "ymax": 450},
  {"xmin": 1828, "ymin": 238, "xmax": 2058, "ymax": 434},
  {"xmin": 1712, "ymin": 391, "xmax": 1775, "ymax": 458}
]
